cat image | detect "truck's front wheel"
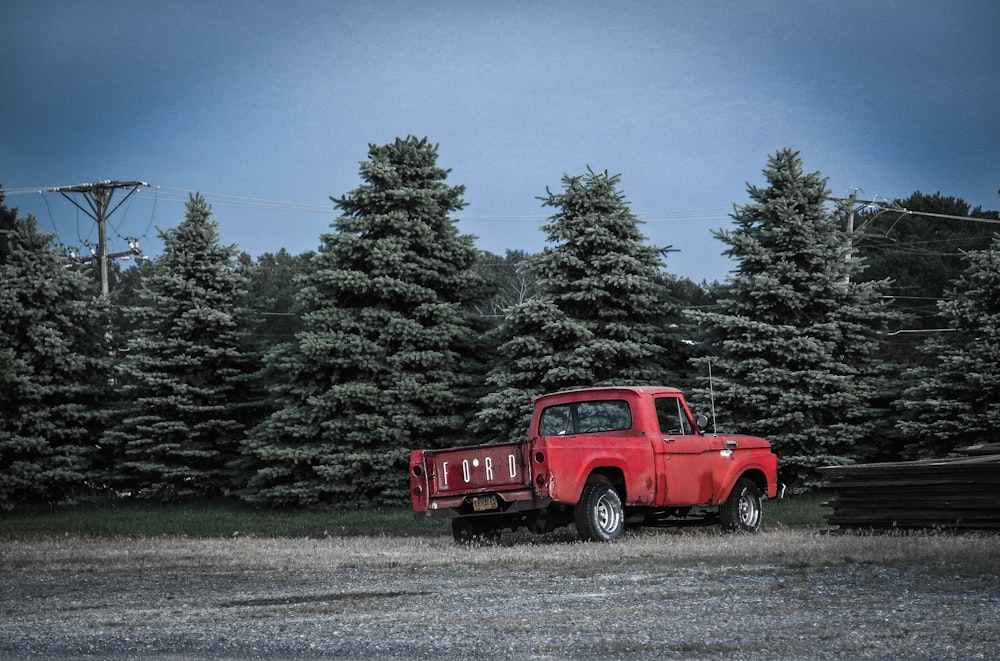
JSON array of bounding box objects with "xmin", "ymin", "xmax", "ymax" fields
[
  {"xmin": 575, "ymin": 482, "xmax": 624, "ymax": 542},
  {"xmin": 720, "ymin": 477, "xmax": 763, "ymax": 533}
]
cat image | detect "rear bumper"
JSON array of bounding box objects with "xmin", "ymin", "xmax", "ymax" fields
[{"xmin": 414, "ymin": 488, "xmax": 551, "ymax": 520}]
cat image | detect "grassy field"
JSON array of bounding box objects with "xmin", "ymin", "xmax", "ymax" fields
[{"xmin": 0, "ymin": 493, "xmax": 826, "ymax": 538}]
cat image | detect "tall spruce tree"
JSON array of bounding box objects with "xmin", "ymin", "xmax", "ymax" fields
[
  {"xmin": 685, "ymin": 149, "xmax": 895, "ymax": 489},
  {"xmin": 474, "ymin": 169, "xmax": 678, "ymax": 442},
  {"xmin": 895, "ymin": 234, "xmax": 1000, "ymax": 457},
  {"xmin": 0, "ymin": 192, "xmax": 109, "ymax": 506},
  {"xmin": 101, "ymin": 193, "xmax": 255, "ymax": 499},
  {"xmin": 241, "ymin": 137, "xmax": 486, "ymax": 506}
]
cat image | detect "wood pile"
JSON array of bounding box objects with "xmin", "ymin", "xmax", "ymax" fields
[{"xmin": 818, "ymin": 445, "xmax": 1000, "ymax": 530}]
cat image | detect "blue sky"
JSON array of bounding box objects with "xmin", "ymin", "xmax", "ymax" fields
[{"xmin": 2, "ymin": 0, "xmax": 998, "ymax": 283}]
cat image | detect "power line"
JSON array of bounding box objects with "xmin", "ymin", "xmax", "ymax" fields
[
  {"xmin": 11, "ymin": 183, "xmax": 999, "ymax": 226},
  {"xmin": 886, "ymin": 328, "xmax": 956, "ymax": 337},
  {"xmin": 133, "ymin": 186, "xmax": 333, "ymax": 214},
  {"xmin": 10, "ymin": 184, "xmax": 734, "ymax": 224},
  {"xmin": 828, "ymin": 196, "xmax": 1000, "ymax": 226}
]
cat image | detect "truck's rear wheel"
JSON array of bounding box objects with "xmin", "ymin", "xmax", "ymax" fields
[
  {"xmin": 575, "ymin": 482, "xmax": 624, "ymax": 542},
  {"xmin": 720, "ymin": 477, "xmax": 763, "ymax": 533}
]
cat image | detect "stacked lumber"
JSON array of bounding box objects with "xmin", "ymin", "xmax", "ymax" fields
[{"xmin": 818, "ymin": 448, "xmax": 1000, "ymax": 530}]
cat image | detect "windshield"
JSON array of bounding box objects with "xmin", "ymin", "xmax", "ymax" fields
[{"xmin": 538, "ymin": 399, "xmax": 632, "ymax": 435}]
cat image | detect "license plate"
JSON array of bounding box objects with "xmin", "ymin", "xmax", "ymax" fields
[{"xmin": 472, "ymin": 495, "xmax": 498, "ymax": 512}]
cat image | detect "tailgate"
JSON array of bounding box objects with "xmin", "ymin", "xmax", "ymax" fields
[
  {"xmin": 410, "ymin": 442, "xmax": 531, "ymax": 514},
  {"xmin": 426, "ymin": 443, "xmax": 528, "ymax": 494}
]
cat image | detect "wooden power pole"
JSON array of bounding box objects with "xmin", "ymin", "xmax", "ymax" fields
[
  {"xmin": 843, "ymin": 189, "xmax": 859, "ymax": 283},
  {"xmin": 49, "ymin": 181, "xmax": 149, "ymax": 295}
]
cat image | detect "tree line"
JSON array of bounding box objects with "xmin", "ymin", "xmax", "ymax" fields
[{"xmin": 2, "ymin": 137, "xmax": 998, "ymax": 508}]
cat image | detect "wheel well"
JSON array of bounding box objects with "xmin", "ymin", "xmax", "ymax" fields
[
  {"xmin": 738, "ymin": 469, "xmax": 768, "ymax": 495},
  {"xmin": 585, "ymin": 468, "xmax": 626, "ymax": 501}
]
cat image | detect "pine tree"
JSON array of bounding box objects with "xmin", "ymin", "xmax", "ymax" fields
[
  {"xmin": 474, "ymin": 169, "xmax": 679, "ymax": 442},
  {"xmin": 895, "ymin": 234, "xmax": 1000, "ymax": 457},
  {"xmin": 241, "ymin": 137, "xmax": 486, "ymax": 506},
  {"xmin": 685, "ymin": 149, "xmax": 896, "ymax": 489},
  {"xmin": 0, "ymin": 192, "xmax": 109, "ymax": 506},
  {"xmin": 101, "ymin": 193, "xmax": 256, "ymax": 499}
]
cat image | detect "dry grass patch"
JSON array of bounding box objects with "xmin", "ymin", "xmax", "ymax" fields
[{"xmin": 2, "ymin": 527, "xmax": 996, "ymax": 577}]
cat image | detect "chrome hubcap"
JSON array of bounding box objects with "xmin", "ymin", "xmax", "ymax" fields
[{"xmin": 597, "ymin": 494, "xmax": 621, "ymax": 532}]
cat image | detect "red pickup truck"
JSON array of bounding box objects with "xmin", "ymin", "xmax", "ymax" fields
[{"xmin": 410, "ymin": 386, "xmax": 781, "ymax": 543}]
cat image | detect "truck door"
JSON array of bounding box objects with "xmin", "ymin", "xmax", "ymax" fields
[{"xmin": 652, "ymin": 395, "xmax": 715, "ymax": 506}]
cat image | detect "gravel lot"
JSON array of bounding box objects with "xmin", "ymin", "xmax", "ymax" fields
[{"xmin": 1, "ymin": 530, "xmax": 997, "ymax": 659}]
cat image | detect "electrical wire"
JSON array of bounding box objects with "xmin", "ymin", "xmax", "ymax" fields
[
  {"xmin": 41, "ymin": 191, "xmax": 58, "ymax": 234},
  {"xmin": 831, "ymin": 196, "xmax": 1000, "ymax": 226},
  {"xmin": 132, "ymin": 186, "xmax": 333, "ymax": 214},
  {"xmin": 13, "ymin": 183, "xmax": 736, "ymax": 224},
  {"xmin": 9, "ymin": 185, "xmax": 998, "ymax": 224}
]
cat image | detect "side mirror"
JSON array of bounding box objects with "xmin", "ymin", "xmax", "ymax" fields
[{"xmin": 695, "ymin": 414, "xmax": 709, "ymax": 433}]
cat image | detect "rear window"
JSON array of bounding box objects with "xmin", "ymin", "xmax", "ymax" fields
[{"xmin": 538, "ymin": 399, "xmax": 632, "ymax": 435}]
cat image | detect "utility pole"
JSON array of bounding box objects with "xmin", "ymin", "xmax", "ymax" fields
[
  {"xmin": 48, "ymin": 181, "xmax": 149, "ymax": 295},
  {"xmin": 843, "ymin": 189, "xmax": 858, "ymax": 284}
]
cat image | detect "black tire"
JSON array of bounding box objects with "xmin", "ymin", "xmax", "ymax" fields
[
  {"xmin": 451, "ymin": 518, "xmax": 500, "ymax": 545},
  {"xmin": 720, "ymin": 477, "xmax": 763, "ymax": 533},
  {"xmin": 575, "ymin": 482, "xmax": 624, "ymax": 542}
]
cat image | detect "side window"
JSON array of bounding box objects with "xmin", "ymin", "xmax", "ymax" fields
[
  {"xmin": 539, "ymin": 405, "xmax": 572, "ymax": 436},
  {"xmin": 655, "ymin": 397, "xmax": 693, "ymax": 435}
]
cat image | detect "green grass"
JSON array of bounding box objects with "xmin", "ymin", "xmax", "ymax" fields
[
  {"xmin": 0, "ymin": 493, "xmax": 826, "ymax": 539},
  {"xmin": 765, "ymin": 492, "xmax": 829, "ymax": 527},
  {"xmin": 0, "ymin": 500, "xmax": 450, "ymax": 539}
]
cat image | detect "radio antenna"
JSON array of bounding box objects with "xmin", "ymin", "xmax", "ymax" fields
[{"xmin": 708, "ymin": 361, "xmax": 718, "ymax": 434}]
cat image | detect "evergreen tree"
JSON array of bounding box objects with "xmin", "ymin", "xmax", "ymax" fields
[
  {"xmin": 895, "ymin": 234, "xmax": 1000, "ymax": 457},
  {"xmin": 241, "ymin": 137, "xmax": 486, "ymax": 506},
  {"xmin": 474, "ymin": 169, "xmax": 679, "ymax": 442},
  {"xmin": 101, "ymin": 193, "xmax": 255, "ymax": 499},
  {"xmin": 685, "ymin": 149, "xmax": 896, "ymax": 489},
  {"xmin": 0, "ymin": 191, "xmax": 109, "ymax": 506}
]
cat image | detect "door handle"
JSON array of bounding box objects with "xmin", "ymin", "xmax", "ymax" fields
[{"xmin": 725, "ymin": 440, "xmax": 738, "ymax": 449}]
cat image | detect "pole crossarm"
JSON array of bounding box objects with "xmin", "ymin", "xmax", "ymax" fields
[
  {"xmin": 48, "ymin": 180, "xmax": 149, "ymax": 193},
  {"xmin": 49, "ymin": 181, "xmax": 149, "ymax": 221}
]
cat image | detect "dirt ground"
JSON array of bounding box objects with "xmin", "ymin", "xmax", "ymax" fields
[{"xmin": 1, "ymin": 530, "xmax": 997, "ymax": 659}]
